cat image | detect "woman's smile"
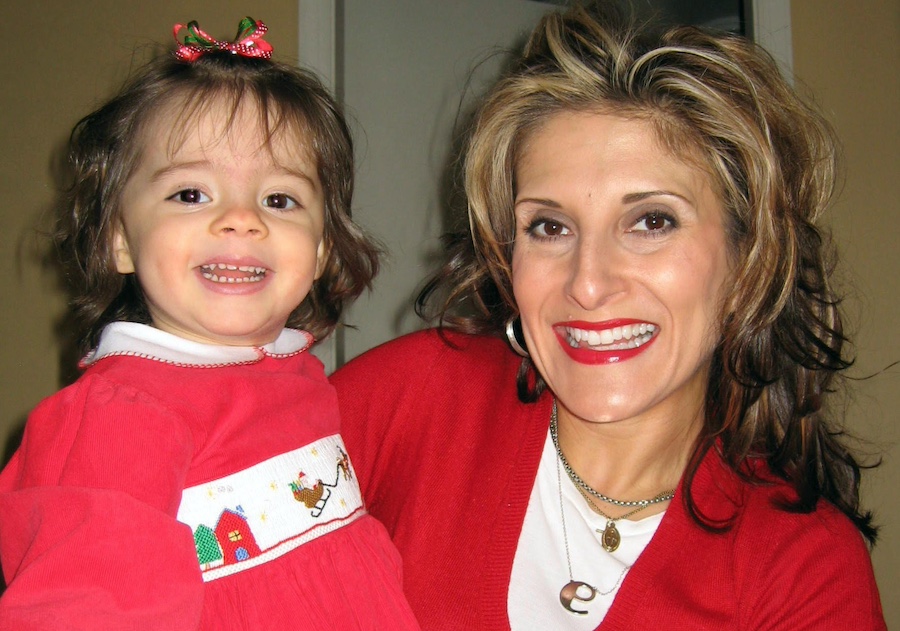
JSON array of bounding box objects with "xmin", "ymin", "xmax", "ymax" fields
[
  {"xmin": 512, "ymin": 111, "xmax": 732, "ymax": 426},
  {"xmin": 554, "ymin": 320, "xmax": 659, "ymax": 364}
]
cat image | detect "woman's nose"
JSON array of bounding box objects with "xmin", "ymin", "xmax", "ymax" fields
[
  {"xmin": 210, "ymin": 203, "xmax": 269, "ymax": 238},
  {"xmin": 566, "ymin": 238, "xmax": 627, "ymax": 311}
]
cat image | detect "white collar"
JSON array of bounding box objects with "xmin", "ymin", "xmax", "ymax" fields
[{"xmin": 81, "ymin": 322, "xmax": 314, "ymax": 368}]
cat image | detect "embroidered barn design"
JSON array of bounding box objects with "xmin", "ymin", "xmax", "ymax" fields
[
  {"xmin": 180, "ymin": 441, "xmax": 364, "ymax": 580},
  {"xmin": 216, "ymin": 507, "xmax": 262, "ymax": 563},
  {"xmin": 191, "ymin": 506, "xmax": 261, "ymax": 570}
]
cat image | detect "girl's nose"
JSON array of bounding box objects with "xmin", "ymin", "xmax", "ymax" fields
[{"xmin": 210, "ymin": 203, "xmax": 268, "ymax": 238}]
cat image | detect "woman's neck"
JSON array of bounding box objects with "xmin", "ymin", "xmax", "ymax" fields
[{"xmin": 554, "ymin": 399, "xmax": 704, "ymax": 507}]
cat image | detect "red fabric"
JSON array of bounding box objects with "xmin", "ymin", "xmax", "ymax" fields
[
  {"xmin": 0, "ymin": 337, "xmax": 418, "ymax": 630},
  {"xmin": 333, "ymin": 329, "xmax": 886, "ymax": 631}
]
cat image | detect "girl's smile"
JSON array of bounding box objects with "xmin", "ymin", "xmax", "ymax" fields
[
  {"xmin": 198, "ymin": 262, "xmax": 269, "ymax": 285},
  {"xmin": 113, "ymin": 97, "xmax": 327, "ymax": 347}
]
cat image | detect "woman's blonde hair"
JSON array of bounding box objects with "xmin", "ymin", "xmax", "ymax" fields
[{"xmin": 419, "ymin": 3, "xmax": 875, "ymax": 541}]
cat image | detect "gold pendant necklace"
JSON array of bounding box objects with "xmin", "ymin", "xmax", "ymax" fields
[
  {"xmin": 556, "ymin": 455, "xmax": 629, "ymax": 615},
  {"xmin": 574, "ymin": 485, "xmax": 651, "ymax": 552},
  {"xmin": 550, "ymin": 400, "xmax": 675, "ymax": 556}
]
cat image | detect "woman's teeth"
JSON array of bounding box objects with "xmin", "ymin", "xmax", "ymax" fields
[
  {"xmin": 564, "ymin": 323, "xmax": 656, "ymax": 350},
  {"xmin": 200, "ymin": 263, "xmax": 267, "ymax": 284}
]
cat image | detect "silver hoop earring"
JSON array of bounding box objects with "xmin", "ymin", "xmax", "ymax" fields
[{"xmin": 505, "ymin": 316, "xmax": 529, "ymax": 357}]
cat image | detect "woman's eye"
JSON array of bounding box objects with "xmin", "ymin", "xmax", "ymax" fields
[
  {"xmin": 632, "ymin": 211, "xmax": 675, "ymax": 233},
  {"xmin": 169, "ymin": 189, "xmax": 210, "ymax": 204},
  {"xmin": 526, "ymin": 218, "xmax": 571, "ymax": 239},
  {"xmin": 263, "ymin": 193, "xmax": 299, "ymax": 211}
]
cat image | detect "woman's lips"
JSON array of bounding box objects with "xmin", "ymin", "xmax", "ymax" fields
[{"xmin": 554, "ymin": 319, "xmax": 658, "ymax": 364}]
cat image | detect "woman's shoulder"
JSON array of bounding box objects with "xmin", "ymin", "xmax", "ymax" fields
[
  {"xmin": 697, "ymin": 452, "xmax": 870, "ymax": 554},
  {"xmin": 688, "ymin": 453, "xmax": 884, "ymax": 627},
  {"xmin": 348, "ymin": 327, "xmax": 508, "ymax": 359},
  {"xmin": 733, "ymin": 461, "xmax": 865, "ymax": 546},
  {"xmin": 334, "ymin": 328, "xmax": 516, "ymax": 385},
  {"xmin": 741, "ymin": 482, "xmax": 883, "ymax": 625},
  {"xmin": 332, "ymin": 327, "xmax": 533, "ymax": 441},
  {"xmin": 741, "ymin": 486, "xmax": 869, "ymax": 568}
]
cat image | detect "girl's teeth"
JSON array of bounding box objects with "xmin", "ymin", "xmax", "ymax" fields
[{"xmin": 200, "ymin": 264, "xmax": 267, "ymax": 283}]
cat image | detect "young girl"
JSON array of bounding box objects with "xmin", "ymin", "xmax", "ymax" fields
[{"xmin": 0, "ymin": 18, "xmax": 419, "ymax": 630}]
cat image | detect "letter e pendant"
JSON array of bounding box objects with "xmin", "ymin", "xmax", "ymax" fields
[{"xmin": 559, "ymin": 580, "xmax": 597, "ymax": 615}]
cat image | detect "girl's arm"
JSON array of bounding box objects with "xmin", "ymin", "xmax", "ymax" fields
[{"xmin": 0, "ymin": 374, "xmax": 203, "ymax": 630}]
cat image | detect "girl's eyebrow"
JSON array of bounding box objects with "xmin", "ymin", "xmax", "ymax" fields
[
  {"xmin": 272, "ymin": 165, "xmax": 319, "ymax": 189},
  {"xmin": 514, "ymin": 197, "xmax": 562, "ymax": 209},
  {"xmin": 148, "ymin": 162, "xmax": 318, "ymax": 189},
  {"xmin": 149, "ymin": 160, "xmax": 210, "ymax": 182}
]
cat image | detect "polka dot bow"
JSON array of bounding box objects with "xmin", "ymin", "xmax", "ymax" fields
[{"xmin": 173, "ymin": 17, "xmax": 273, "ymax": 62}]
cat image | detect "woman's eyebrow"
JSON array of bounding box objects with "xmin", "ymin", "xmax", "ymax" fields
[
  {"xmin": 514, "ymin": 197, "xmax": 562, "ymax": 208},
  {"xmin": 621, "ymin": 190, "xmax": 689, "ymax": 204}
]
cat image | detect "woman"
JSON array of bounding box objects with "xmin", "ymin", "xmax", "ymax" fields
[{"xmin": 332, "ymin": 4, "xmax": 886, "ymax": 629}]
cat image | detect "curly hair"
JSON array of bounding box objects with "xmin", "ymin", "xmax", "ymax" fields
[
  {"xmin": 58, "ymin": 50, "xmax": 379, "ymax": 351},
  {"xmin": 418, "ymin": 3, "xmax": 876, "ymax": 541}
]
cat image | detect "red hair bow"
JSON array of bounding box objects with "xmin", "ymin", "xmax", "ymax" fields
[{"xmin": 174, "ymin": 17, "xmax": 273, "ymax": 62}]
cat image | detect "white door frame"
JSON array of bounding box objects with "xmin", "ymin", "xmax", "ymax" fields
[
  {"xmin": 295, "ymin": 0, "xmax": 793, "ymax": 373},
  {"xmin": 298, "ymin": 0, "xmax": 340, "ymax": 372}
]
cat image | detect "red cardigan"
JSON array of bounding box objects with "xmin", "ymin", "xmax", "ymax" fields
[{"xmin": 333, "ymin": 329, "xmax": 886, "ymax": 631}]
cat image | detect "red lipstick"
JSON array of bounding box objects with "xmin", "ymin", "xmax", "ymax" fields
[{"xmin": 554, "ymin": 319, "xmax": 658, "ymax": 365}]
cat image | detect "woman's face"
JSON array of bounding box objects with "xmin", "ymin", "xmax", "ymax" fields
[{"xmin": 512, "ymin": 111, "xmax": 731, "ymax": 427}]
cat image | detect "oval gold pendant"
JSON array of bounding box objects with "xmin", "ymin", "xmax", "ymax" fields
[{"xmin": 600, "ymin": 521, "xmax": 621, "ymax": 552}]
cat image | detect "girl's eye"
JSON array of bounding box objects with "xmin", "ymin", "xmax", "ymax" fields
[
  {"xmin": 525, "ymin": 218, "xmax": 571, "ymax": 239},
  {"xmin": 631, "ymin": 211, "xmax": 676, "ymax": 233},
  {"xmin": 169, "ymin": 189, "xmax": 210, "ymax": 204},
  {"xmin": 263, "ymin": 193, "xmax": 299, "ymax": 211}
]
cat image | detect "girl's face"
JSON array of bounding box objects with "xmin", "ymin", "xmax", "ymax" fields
[
  {"xmin": 113, "ymin": 98, "xmax": 327, "ymax": 346},
  {"xmin": 512, "ymin": 111, "xmax": 732, "ymax": 430}
]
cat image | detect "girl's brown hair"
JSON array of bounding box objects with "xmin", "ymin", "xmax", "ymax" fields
[{"xmin": 59, "ymin": 50, "xmax": 379, "ymax": 350}]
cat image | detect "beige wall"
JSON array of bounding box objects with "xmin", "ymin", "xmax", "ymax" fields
[
  {"xmin": 0, "ymin": 2, "xmax": 298, "ymax": 454},
  {"xmin": 0, "ymin": 0, "xmax": 896, "ymax": 625},
  {"xmin": 791, "ymin": 0, "xmax": 899, "ymax": 623}
]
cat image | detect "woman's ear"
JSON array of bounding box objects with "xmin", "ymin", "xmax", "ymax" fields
[{"xmin": 112, "ymin": 223, "xmax": 135, "ymax": 274}]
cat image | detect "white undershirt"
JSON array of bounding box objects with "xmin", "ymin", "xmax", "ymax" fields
[{"xmin": 508, "ymin": 433, "xmax": 664, "ymax": 630}]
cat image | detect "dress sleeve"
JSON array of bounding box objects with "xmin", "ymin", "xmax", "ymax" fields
[
  {"xmin": 737, "ymin": 500, "xmax": 886, "ymax": 631},
  {"xmin": 0, "ymin": 374, "xmax": 204, "ymax": 630}
]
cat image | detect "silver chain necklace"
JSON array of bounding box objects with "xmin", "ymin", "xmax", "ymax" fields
[
  {"xmin": 556, "ymin": 455, "xmax": 629, "ymax": 615},
  {"xmin": 549, "ymin": 402, "xmax": 675, "ymax": 509}
]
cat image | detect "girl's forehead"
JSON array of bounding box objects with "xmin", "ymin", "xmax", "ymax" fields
[{"xmin": 141, "ymin": 94, "xmax": 315, "ymax": 165}]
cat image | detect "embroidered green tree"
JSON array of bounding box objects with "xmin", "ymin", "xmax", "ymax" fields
[{"xmin": 194, "ymin": 524, "xmax": 223, "ymax": 567}]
